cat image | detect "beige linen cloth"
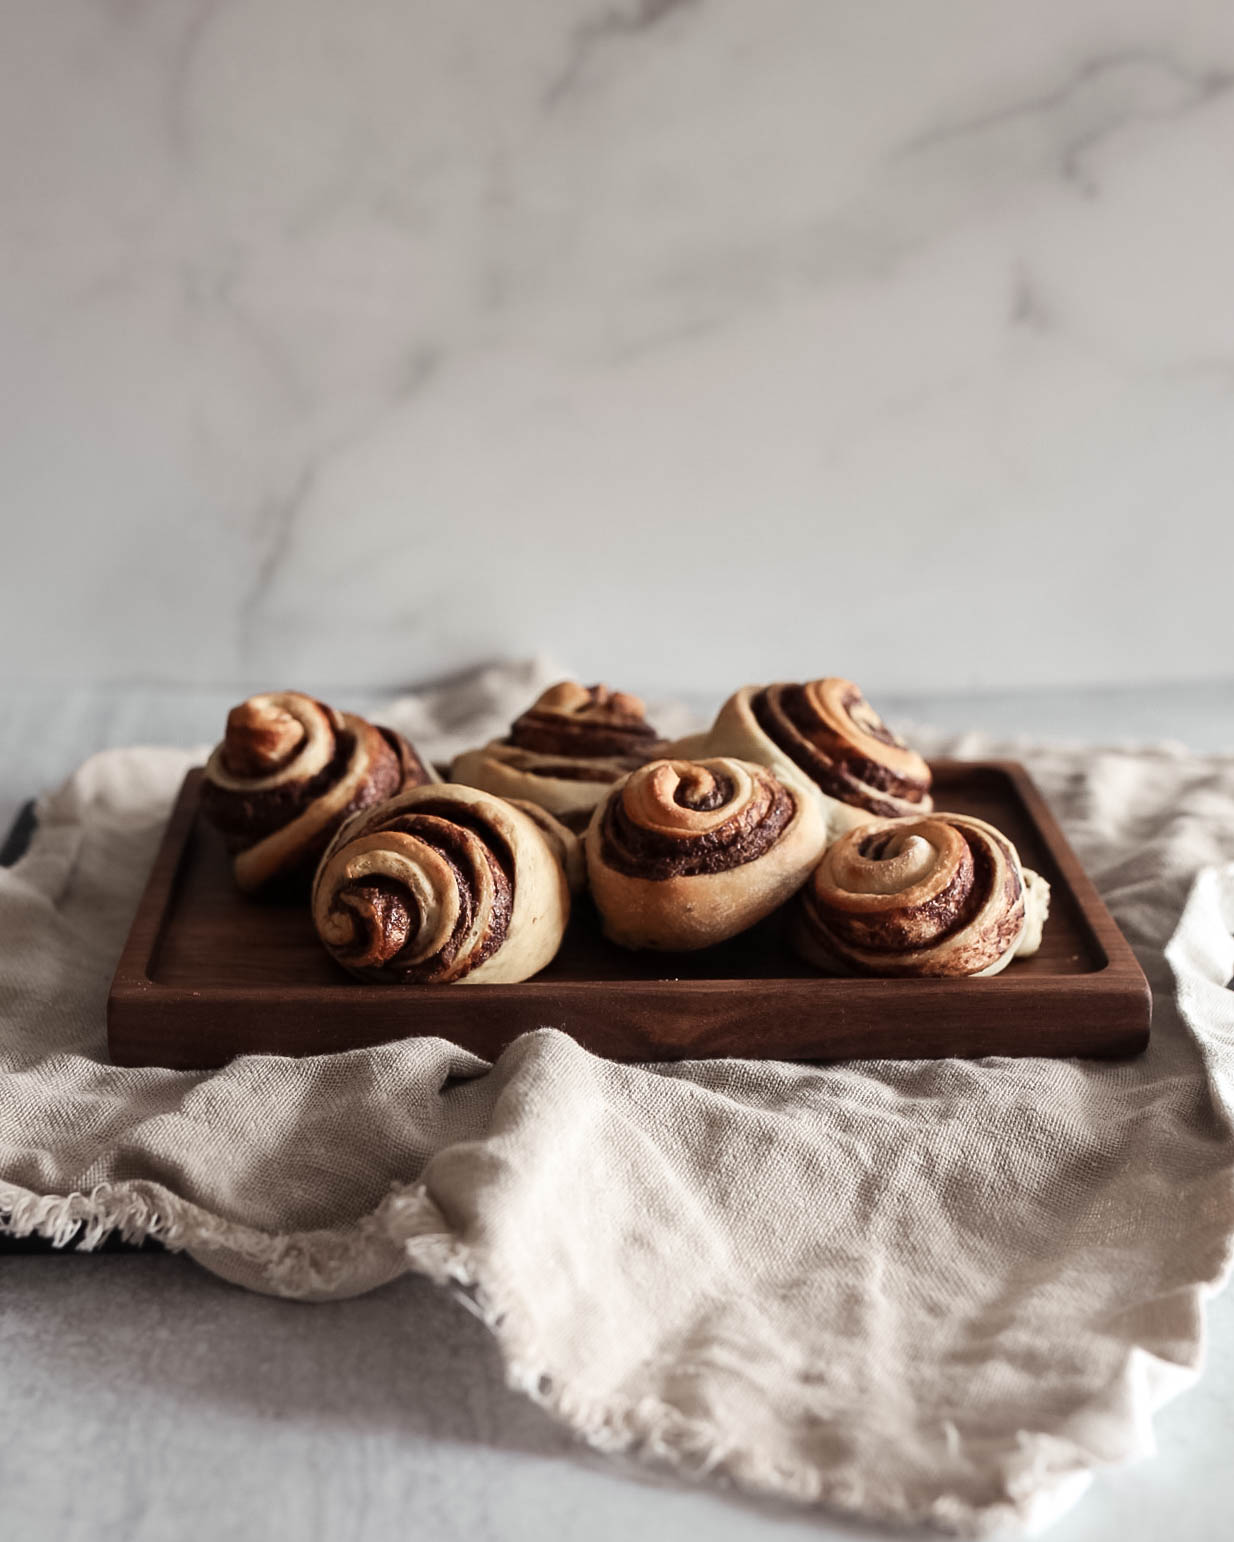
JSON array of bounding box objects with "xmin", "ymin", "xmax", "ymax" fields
[{"xmin": 2, "ymin": 661, "xmax": 1233, "ymax": 1537}]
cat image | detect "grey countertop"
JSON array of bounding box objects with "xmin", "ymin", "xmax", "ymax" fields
[{"xmin": 2, "ymin": 682, "xmax": 1232, "ymax": 1542}]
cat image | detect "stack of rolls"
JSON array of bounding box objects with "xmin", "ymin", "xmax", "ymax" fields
[{"xmin": 199, "ymin": 674, "xmax": 1050, "ymax": 984}]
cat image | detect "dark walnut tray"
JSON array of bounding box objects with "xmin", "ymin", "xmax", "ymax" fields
[{"xmin": 107, "ymin": 762, "xmax": 1151, "ymax": 1070}]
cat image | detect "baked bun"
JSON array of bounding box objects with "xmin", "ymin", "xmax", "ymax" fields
[
  {"xmin": 698, "ymin": 678, "xmax": 931, "ymax": 836},
  {"xmin": 450, "ymin": 681, "xmax": 664, "ymax": 831},
  {"xmin": 585, "ymin": 757, "xmax": 827, "ymax": 951},
  {"xmin": 312, "ymin": 784, "xmax": 570, "ymax": 984},
  {"xmin": 506, "ymin": 799, "xmax": 585, "ymax": 895},
  {"xmin": 201, "ymin": 691, "xmax": 434, "ymax": 892},
  {"xmin": 793, "ymin": 813, "xmax": 1050, "ymax": 977}
]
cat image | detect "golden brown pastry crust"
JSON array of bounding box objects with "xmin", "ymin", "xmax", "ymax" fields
[
  {"xmin": 312, "ymin": 783, "xmax": 570, "ymax": 984},
  {"xmin": 699, "ymin": 679, "xmax": 932, "ymax": 837},
  {"xmin": 792, "ymin": 812, "xmax": 1050, "ymax": 977},
  {"xmin": 200, "ymin": 691, "xmax": 434, "ymax": 893},
  {"xmin": 450, "ymin": 681, "xmax": 664, "ymax": 831},
  {"xmin": 584, "ymin": 756, "xmax": 827, "ymax": 951}
]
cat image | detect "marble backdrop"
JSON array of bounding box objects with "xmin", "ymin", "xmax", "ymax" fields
[{"xmin": 2, "ymin": 0, "xmax": 1232, "ymax": 698}]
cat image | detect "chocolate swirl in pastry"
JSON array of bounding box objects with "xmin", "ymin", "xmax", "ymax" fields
[
  {"xmin": 312, "ymin": 784, "xmax": 570, "ymax": 984},
  {"xmin": 697, "ymin": 678, "xmax": 932, "ymax": 836},
  {"xmin": 793, "ymin": 813, "xmax": 1050, "ymax": 977},
  {"xmin": 584, "ymin": 756, "xmax": 827, "ymax": 951},
  {"xmin": 201, "ymin": 691, "xmax": 434, "ymax": 893},
  {"xmin": 450, "ymin": 681, "xmax": 665, "ymax": 832}
]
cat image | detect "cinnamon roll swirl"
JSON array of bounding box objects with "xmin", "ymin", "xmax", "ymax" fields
[
  {"xmin": 312, "ymin": 784, "xmax": 570, "ymax": 984},
  {"xmin": 450, "ymin": 681, "xmax": 665, "ymax": 832},
  {"xmin": 201, "ymin": 691, "xmax": 434, "ymax": 893},
  {"xmin": 793, "ymin": 813, "xmax": 1050, "ymax": 978},
  {"xmin": 585, "ymin": 757, "xmax": 827, "ymax": 951},
  {"xmin": 699, "ymin": 678, "xmax": 932, "ymax": 835}
]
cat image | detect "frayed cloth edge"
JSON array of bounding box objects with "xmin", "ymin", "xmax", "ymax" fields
[{"xmin": 1, "ymin": 1171, "xmax": 1086, "ymax": 1536}]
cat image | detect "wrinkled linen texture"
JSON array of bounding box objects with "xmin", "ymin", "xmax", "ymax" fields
[{"xmin": 1, "ymin": 661, "xmax": 1233, "ymax": 1537}]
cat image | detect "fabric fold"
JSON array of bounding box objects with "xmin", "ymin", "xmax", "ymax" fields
[{"xmin": 2, "ymin": 666, "xmax": 1233, "ymax": 1535}]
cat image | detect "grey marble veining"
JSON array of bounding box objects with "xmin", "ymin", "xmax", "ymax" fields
[{"xmin": 2, "ymin": 2, "xmax": 1233, "ymax": 696}]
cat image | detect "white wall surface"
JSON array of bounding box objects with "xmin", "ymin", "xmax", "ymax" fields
[{"xmin": 1, "ymin": 0, "xmax": 1232, "ymax": 698}]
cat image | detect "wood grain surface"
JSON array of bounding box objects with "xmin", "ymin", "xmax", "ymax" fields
[{"xmin": 107, "ymin": 762, "xmax": 1151, "ymax": 1069}]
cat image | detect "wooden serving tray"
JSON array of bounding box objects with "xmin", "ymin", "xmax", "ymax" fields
[{"xmin": 107, "ymin": 762, "xmax": 1151, "ymax": 1070}]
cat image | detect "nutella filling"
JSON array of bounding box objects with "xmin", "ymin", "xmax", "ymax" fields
[
  {"xmin": 335, "ymin": 877, "xmax": 416, "ymax": 968},
  {"xmin": 506, "ymin": 685, "xmax": 662, "ymax": 765},
  {"xmin": 378, "ymin": 725, "xmax": 433, "ymax": 789},
  {"xmin": 811, "ymin": 830, "xmax": 1024, "ymax": 967},
  {"xmin": 202, "ymin": 729, "xmax": 363, "ymax": 847},
  {"xmin": 600, "ymin": 772, "xmax": 795, "ymax": 880},
  {"xmin": 674, "ymin": 769, "xmax": 733, "ymax": 812},
  {"xmin": 751, "ymin": 684, "xmax": 930, "ymax": 814},
  {"xmin": 820, "ymin": 841, "xmax": 985, "ymax": 954},
  {"xmin": 202, "ymin": 724, "xmax": 416, "ymax": 864},
  {"xmin": 403, "ymin": 801, "xmax": 517, "ymax": 882},
  {"xmin": 343, "ymin": 808, "xmax": 515, "ymax": 982}
]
